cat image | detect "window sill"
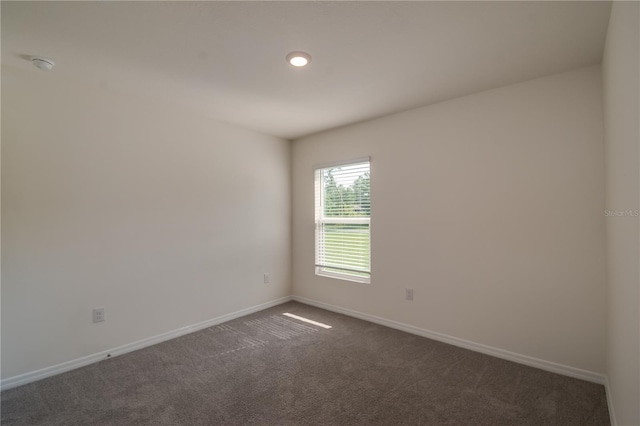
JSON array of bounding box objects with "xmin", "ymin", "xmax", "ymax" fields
[{"xmin": 316, "ymin": 268, "xmax": 370, "ymax": 284}]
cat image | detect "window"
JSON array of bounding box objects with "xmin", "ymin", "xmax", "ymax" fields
[{"xmin": 315, "ymin": 159, "xmax": 371, "ymax": 283}]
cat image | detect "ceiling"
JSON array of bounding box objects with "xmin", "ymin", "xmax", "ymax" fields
[{"xmin": 1, "ymin": 1, "xmax": 612, "ymax": 140}]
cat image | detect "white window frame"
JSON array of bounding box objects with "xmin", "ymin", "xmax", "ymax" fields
[{"xmin": 314, "ymin": 158, "xmax": 371, "ymax": 284}]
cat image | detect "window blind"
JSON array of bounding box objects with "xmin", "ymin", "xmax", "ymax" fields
[{"xmin": 314, "ymin": 160, "xmax": 370, "ymax": 283}]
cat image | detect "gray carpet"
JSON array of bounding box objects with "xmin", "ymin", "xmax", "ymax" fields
[{"xmin": 1, "ymin": 301, "xmax": 610, "ymax": 425}]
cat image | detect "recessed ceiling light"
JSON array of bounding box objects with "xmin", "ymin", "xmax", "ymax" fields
[
  {"xmin": 286, "ymin": 51, "xmax": 311, "ymax": 68},
  {"xmin": 31, "ymin": 57, "xmax": 55, "ymax": 71}
]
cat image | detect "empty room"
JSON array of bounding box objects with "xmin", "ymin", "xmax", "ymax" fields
[{"xmin": 1, "ymin": 1, "xmax": 638, "ymax": 425}]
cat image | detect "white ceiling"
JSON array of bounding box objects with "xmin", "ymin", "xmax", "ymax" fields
[{"xmin": 2, "ymin": 1, "xmax": 611, "ymax": 140}]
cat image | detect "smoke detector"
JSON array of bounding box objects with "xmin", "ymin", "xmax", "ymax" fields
[{"xmin": 31, "ymin": 57, "xmax": 55, "ymax": 71}]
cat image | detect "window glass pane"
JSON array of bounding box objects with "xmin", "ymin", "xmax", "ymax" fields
[
  {"xmin": 322, "ymin": 164, "xmax": 370, "ymax": 217},
  {"xmin": 322, "ymin": 223, "xmax": 370, "ymax": 273},
  {"xmin": 315, "ymin": 160, "xmax": 370, "ymax": 283}
]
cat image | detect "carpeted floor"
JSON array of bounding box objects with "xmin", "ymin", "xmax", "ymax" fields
[{"xmin": 1, "ymin": 301, "xmax": 610, "ymax": 425}]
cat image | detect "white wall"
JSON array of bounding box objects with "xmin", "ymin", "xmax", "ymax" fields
[
  {"xmin": 1, "ymin": 65, "xmax": 291, "ymax": 379},
  {"xmin": 602, "ymin": 3, "xmax": 640, "ymax": 425},
  {"xmin": 292, "ymin": 66, "xmax": 606, "ymax": 375}
]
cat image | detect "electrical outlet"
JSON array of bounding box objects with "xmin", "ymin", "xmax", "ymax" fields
[
  {"xmin": 93, "ymin": 307, "xmax": 105, "ymax": 323},
  {"xmin": 405, "ymin": 288, "xmax": 414, "ymax": 301},
  {"xmin": 263, "ymin": 273, "xmax": 270, "ymax": 284}
]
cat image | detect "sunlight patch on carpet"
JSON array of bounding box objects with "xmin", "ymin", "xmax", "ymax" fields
[{"xmin": 282, "ymin": 313, "xmax": 332, "ymax": 329}]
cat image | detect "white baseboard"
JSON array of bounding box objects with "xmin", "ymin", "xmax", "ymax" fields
[
  {"xmin": 3, "ymin": 294, "xmax": 608, "ymax": 397},
  {"xmin": 292, "ymin": 295, "xmax": 607, "ymax": 385},
  {"xmin": 604, "ymin": 376, "xmax": 617, "ymax": 426},
  {"xmin": 0, "ymin": 296, "xmax": 293, "ymax": 391}
]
